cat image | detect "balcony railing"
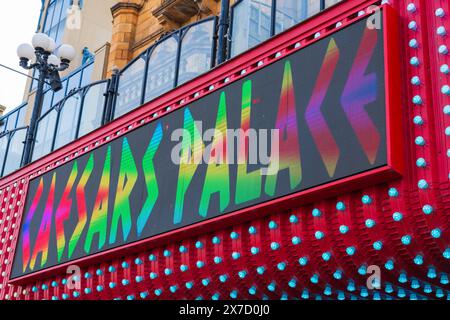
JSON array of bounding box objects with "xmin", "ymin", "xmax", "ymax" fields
[{"xmin": 0, "ymin": 0, "xmax": 344, "ymax": 179}]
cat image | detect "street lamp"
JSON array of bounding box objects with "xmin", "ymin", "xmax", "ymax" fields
[{"xmin": 17, "ymin": 33, "xmax": 76, "ymax": 166}]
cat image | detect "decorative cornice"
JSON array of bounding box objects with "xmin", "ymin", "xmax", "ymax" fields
[{"xmin": 111, "ymin": 2, "xmax": 143, "ymax": 17}]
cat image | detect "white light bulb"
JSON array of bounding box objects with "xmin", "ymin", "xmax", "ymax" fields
[
  {"xmin": 32, "ymin": 33, "xmax": 51, "ymax": 51},
  {"xmin": 48, "ymin": 54, "xmax": 61, "ymax": 66},
  {"xmin": 17, "ymin": 43, "xmax": 35, "ymax": 60},
  {"xmin": 57, "ymin": 44, "xmax": 76, "ymax": 62}
]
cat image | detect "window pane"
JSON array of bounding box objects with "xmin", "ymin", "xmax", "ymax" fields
[
  {"xmin": 80, "ymin": 63, "xmax": 94, "ymax": 87},
  {"xmin": 44, "ymin": 2, "xmax": 55, "ymax": 33},
  {"xmin": 231, "ymin": 0, "xmax": 272, "ymax": 57},
  {"xmin": 275, "ymin": 0, "xmax": 321, "ymax": 34},
  {"xmin": 32, "ymin": 110, "xmax": 57, "ymax": 161},
  {"xmin": 0, "ymin": 134, "xmax": 7, "ymax": 176},
  {"xmin": 6, "ymin": 112, "xmax": 18, "ymax": 131},
  {"xmin": 0, "ymin": 118, "xmax": 5, "ymax": 134},
  {"xmin": 178, "ymin": 20, "xmax": 215, "ymax": 85},
  {"xmin": 54, "ymin": 93, "xmax": 82, "ymax": 150},
  {"xmin": 3, "ymin": 129, "xmax": 26, "ymax": 176},
  {"xmin": 41, "ymin": 89, "xmax": 54, "ymax": 115},
  {"xmin": 144, "ymin": 36, "xmax": 178, "ymax": 103},
  {"xmin": 325, "ymin": 0, "xmax": 342, "ymax": 8},
  {"xmin": 52, "ymin": 79, "xmax": 67, "ymax": 106},
  {"xmin": 78, "ymin": 82, "xmax": 107, "ymax": 137},
  {"xmin": 114, "ymin": 56, "xmax": 146, "ymax": 118},
  {"xmin": 52, "ymin": 0, "xmax": 63, "ymax": 28},
  {"xmin": 66, "ymin": 71, "xmax": 82, "ymax": 94},
  {"xmin": 16, "ymin": 105, "xmax": 28, "ymax": 128}
]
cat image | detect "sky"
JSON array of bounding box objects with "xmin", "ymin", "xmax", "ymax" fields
[{"xmin": 0, "ymin": 0, "xmax": 42, "ymax": 114}]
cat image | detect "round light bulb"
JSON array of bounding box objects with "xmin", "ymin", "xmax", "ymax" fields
[
  {"xmin": 17, "ymin": 43, "xmax": 35, "ymax": 60},
  {"xmin": 32, "ymin": 33, "xmax": 51, "ymax": 51},
  {"xmin": 48, "ymin": 54, "xmax": 61, "ymax": 66},
  {"xmin": 58, "ymin": 44, "xmax": 76, "ymax": 62}
]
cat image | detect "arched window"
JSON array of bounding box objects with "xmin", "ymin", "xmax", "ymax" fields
[
  {"xmin": 230, "ymin": 0, "xmax": 343, "ymax": 57},
  {"xmin": 2, "ymin": 128, "xmax": 27, "ymax": 177},
  {"xmin": 115, "ymin": 56, "xmax": 146, "ymax": 118},
  {"xmin": 32, "ymin": 109, "xmax": 58, "ymax": 162},
  {"xmin": 144, "ymin": 36, "xmax": 178, "ymax": 103},
  {"xmin": 53, "ymin": 92, "xmax": 83, "ymax": 150},
  {"xmin": 178, "ymin": 18, "xmax": 216, "ymax": 85},
  {"xmin": 78, "ymin": 81, "xmax": 108, "ymax": 138}
]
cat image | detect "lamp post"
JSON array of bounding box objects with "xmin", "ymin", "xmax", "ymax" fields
[{"xmin": 17, "ymin": 33, "xmax": 76, "ymax": 166}]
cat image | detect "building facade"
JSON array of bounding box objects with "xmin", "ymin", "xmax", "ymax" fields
[{"xmin": 0, "ymin": 0, "xmax": 449, "ymax": 300}]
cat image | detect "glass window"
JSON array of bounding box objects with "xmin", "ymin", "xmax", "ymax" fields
[
  {"xmin": 80, "ymin": 63, "xmax": 94, "ymax": 87},
  {"xmin": 178, "ymin": 20, "xmax": 215, "ymax": 85},
  {"xmin": 275, "ymin": 0, "xmax": 321, "ymax": 34},
  {"xmin": 41, "ymin": 89, "xmax": 54, "ymax": 115},
  {"xmin": 231, "ymin": 0, "xmax": 272, "ymax": 57},
  {"xmin": 43, "ymin": 0, "xmax": 71, "ymax": 45},
  {"xmin": 114, "ymin": 56, "xmax": 146, "ymax": 118},
  {"xmin": 6, "ymin": 111, "xmax": 18, "ymax": 131},
  {"xmin": 0, "ymin": 118, "xmax": 5, "ymax": 134},
  {"xmin": 144, "ymin": 36, "xmax": 178, "ymax": 103},
  {"xmin": 3, "ymin": 129, "xmax": 27, "ymax": 177},
  {"xmin": 66, "ymin": 71, "xmax": 82, "ymax": 94},
  {"xmin": 78, "ymin": 82, "xmax": 107, "ymax": 138},
  {"xmin": 32, "ymin": 110, "xmax": 57, "ymax": 162},
  {"xmin": 54, "ymin": 93, "xmax": 82, "ymax": 150},
  {"xmin": 325, "ymin": 0, "xmax": 342, "ymax": 8},
  {"xmin": 52, "ymin": 78, "xmax": 67, "ymax": 107},
  {"xmin": 0, "ymin": 134, "xmax": 7, "ymax": 176},
  {"xmin": 16, "ymin": 105, "xmax": 28, "ymax": 128}
]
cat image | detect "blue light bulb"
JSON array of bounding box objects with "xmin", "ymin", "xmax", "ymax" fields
[
  {"xmin": 268, "ymin": 221, "xmax": 278, "ymax": 229},
  {"xmin": 431, "ymin": 228, "xmax": 441, "ymax": 238},
  {"xmin": 414, "ymin": 255, "xmax": 424, "ymax": 265},
  {"xmin": 388, "ymin": 187, "xmax": 399, "ymax": 197},
  {"xmin": 202, "ymin": 278, "xmax": 210, "ymax": 286},
  {"xmin": 361, "ymin": 195, "xmax": 372, "ymax": 204},
  {"xmin": 298, "ymin": 257, "xmax": 308, "ymax": 266},
  {"xmin": 315, "ymin": 231, "xmax": 324, "ymax": 240},
  {"xmin": 288, "ymin": 278, "xmax": 297, "ymax": 288},
  {"xmin": 365, "ymin": 219, "xmax": 376, "ymax": 228},
  {"xmin": 277, "ymin": 262, "xmax": 287, "ymax": 271},
  {"xmin": 212, "ymin": 236, "xmax": 221, "ymax": 244},
  {"xmin": 256, "ymin": 266, "xmax": 266, "ymax": 275},
  {"xmin": 339, "ymin": 225, "xmax": 349, "ymax": 234},
  {"xmin": 312, "ymin": 208, "xmax": 322, "ymax": 217},
  {"xmin": 373, "ymin": 241, "xmax": 383, "ymax": 250},
  {"xmin": 195, "ymin": 241, "xmax": 203, "ymax": 249},
  {"xmin": 292, "ymin": 236, "xmax": 301, "ymax": 245},
  {"xmin": 401, "ymin": 235, "xmax": 412, "ymax": 245},
  {"xmin": 336, "ymin": 201, "xmax": 346, "ymax": 211},
  {"xmin": 393, "ymin": 212, "xmax": 403, "ymax": 221},
  {"xmin": 230, "ymin": 231, "xmax": 239, "ymax": 239},
  {"xmin": 346, "ymin": 246, "xmax": 356, "ymax": 255},
  {"xmin": 289, "ymin": 215, "xmax": 298, "ymax": 224}
]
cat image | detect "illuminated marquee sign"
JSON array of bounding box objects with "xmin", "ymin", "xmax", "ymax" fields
[{"xmin": 12, "ymin": 16, "xmax": 392, "ymax": 279}]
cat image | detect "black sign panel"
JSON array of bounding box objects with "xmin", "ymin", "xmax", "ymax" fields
[{"xmin": 12, "ymin": 18, "xmax": 386, "ymax": 278}]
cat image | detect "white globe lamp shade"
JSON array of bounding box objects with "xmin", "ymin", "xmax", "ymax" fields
[
  {"xmin": 48, "ymin": 54, "xmax": 61, "ymax": 66},
  {"xmin": 32, "ymin": 33, "xmax": 51, "ymax": 51},
  {"xmin": 17, "ymin": 43, "xmax": 35, "ymax": 60},
  {"xmin": 47, "ymin": 37, "xmax": 56, "ymax": 53},
  {"xmin": 58, "ymin": 44, "xmax": 76, "ymax": 62}
]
